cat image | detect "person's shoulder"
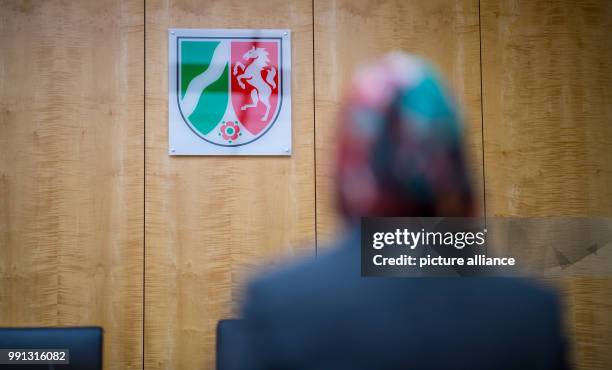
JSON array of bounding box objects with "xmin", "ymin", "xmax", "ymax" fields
[
  {"xmin": 468, "ymin": 277, "xmax": 562, "ymax": 326},
  {"xmin": 250, "ymin": 245, "xmax": 348, "ymax": 298},
  {"xmin": 487, "ymin": 277, "xmax": 560, "ymax": 305},
  {"xmin": 485, "ymin": 278, "xmax": 566, "ymax": 362},
  {"xmin": 243, "ymin": 236, "xmax": 357, "ymax": 314}
]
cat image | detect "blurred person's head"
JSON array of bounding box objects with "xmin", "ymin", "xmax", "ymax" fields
[{"xmin": 336, "ymin": 52, "xmax": 475, "ymax": 221}]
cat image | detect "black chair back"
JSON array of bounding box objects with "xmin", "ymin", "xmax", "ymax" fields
[{"xmin": 217, "ymin": 319, "xmax": 248, "ymax": 370}]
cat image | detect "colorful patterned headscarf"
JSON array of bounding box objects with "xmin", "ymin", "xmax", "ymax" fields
[{"xmin": 336, "ymin": 53, "xmax": 475, "ymax": 220}]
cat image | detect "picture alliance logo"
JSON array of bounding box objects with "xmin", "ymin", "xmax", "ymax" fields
[{"xmin": 360, "ymin": 218, "xmax": 535, "ymax": 276}]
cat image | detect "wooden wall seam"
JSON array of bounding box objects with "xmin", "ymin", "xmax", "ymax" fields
[
  {"xmin": 312, "ymin": 0, "xmax": 319, "ymax": 256},
  {"xmin": 143, "ymin": 2, "xmax": 148, "ymax": 370},
  {"xmin": 478, "ymin": 0, "xmax": 488, "ymax": 219}
]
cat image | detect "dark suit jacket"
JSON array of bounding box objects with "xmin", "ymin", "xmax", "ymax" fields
[{"xmin": 241, "ymin": 231, "xmax": 569, "ymax": 370}]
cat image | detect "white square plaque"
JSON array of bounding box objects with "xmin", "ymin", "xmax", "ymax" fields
[{"xmin": 168, "ymin": 28, "xmax": 291, "ymax": 155}]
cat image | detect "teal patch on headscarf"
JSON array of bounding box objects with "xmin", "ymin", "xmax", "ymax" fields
[{"xmin": 398, "ymin": 69, "xmax": 461, "ymax": 140}]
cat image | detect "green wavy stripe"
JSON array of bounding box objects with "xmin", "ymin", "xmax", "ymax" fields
[{"xmin": 180, "ymin": 40, "xmax": 228, "ymax": 135}]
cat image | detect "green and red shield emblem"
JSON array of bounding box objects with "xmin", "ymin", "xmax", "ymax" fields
[{"xmin": 175, "ymin": 36, "xmax": 283, "ymax": 147}]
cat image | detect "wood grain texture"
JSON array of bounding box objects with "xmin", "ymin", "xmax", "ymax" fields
[
  {"xmin": 0, "ymin": 1, "xmax": 144, "ymax": 369},
  {"xmin": 481, "ymin": 0, "xmax": 612, "ymax": 217},
  {"xmin": 314, "ymin": 0, "xmax": 484, "ymax": 244},
  {"xmin": 481, "ymin": 1, "xmax": 612, "ymax": 369},
  {"xmin": 144, "ymin": 1, "xmax": 315, "ymax": 369}
]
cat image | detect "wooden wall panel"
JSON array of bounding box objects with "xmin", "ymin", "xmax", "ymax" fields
[
  {"xmin": 314, "ymin": 0, "xmax": 484, "ymax": 244},
  {"xmin": 0, "ymin": 1, "xmax": 144, "ymax": 369},
  {"xmin": 481, "ymin": 0, "xmax": 612, "ymax": 217},
  {"xmin": 144, "ymin": 1, "xmax": 315, "ymax": 369},
  {"xmin": 481, "ymin": 1, "xmax": 612, "ymax": 369}
]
